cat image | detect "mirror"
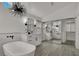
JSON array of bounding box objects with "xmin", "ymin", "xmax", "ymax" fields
[
  {"xmin": 23, "ymin": 17, "xmax": 42, "ymax": 35},
  {"xmin": 52, "ymin": 21, "xmax": 61, "ymax": 33},
  {"xmin": 43, "ymin": 22, "xmax": 52, "ymax": 33}
]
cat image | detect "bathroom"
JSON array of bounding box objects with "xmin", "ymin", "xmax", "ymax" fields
[{"xmin": 0, "ymin": 2, "xmax": 79, "ymax": 56}]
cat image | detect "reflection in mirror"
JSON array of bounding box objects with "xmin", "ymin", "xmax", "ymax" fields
[{"xmin": 43, "ymin": 23, "xmax": 52, "ymax": 33}]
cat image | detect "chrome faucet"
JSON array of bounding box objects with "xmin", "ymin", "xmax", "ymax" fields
[{"xmin": 7, "ymin": 35, "xmax": 14, "ymax": 39}]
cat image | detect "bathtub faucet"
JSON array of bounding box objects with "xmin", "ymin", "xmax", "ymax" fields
[{"xmin": 7, "ymin": 35, "xmax": 14, "ymax": 39}]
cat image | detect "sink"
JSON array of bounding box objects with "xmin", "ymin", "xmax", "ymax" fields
[{"xmin": 3, "ymin": 41, "xmax": 36, "ymax": 56}]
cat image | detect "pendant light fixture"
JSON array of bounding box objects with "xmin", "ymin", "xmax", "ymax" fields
[{"xmin": 10, "ymin": 2, "xmax": 26, "ymax": 17}]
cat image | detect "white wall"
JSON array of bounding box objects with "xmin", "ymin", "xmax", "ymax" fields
[
  {"xmin": 0, "ymin": 7, "xmax": 25, "ymax": 33},
  {"xmin": 75, "ymin": 3, "xmax": 79, "ymax": 49},
  {"xmin": 75, "ymin": 17, "xmax": 79, "ymax": 49}
]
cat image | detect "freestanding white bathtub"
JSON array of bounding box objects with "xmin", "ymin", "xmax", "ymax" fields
[{"xmin": 3, "ymin": 41, "xmax": 36, "ymax": 56}]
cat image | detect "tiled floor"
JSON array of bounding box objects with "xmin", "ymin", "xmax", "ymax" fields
[{"xmin": 35, "ymin": 40, "xmax": 79, "ymax": 56}]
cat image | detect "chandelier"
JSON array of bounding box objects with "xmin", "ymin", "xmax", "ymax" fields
[{"xmin": 10, "ymin": 2, "xmax": 26, "ymax": 17}]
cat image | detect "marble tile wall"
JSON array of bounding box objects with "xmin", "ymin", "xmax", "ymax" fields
[{"xmin": 0, "ymin": 32, "xmax": 22, "ymax": 41}]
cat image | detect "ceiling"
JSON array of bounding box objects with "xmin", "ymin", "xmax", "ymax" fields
[{"xmin": 23, "ymin": 2, "xmax": 79, "ymax": 22}]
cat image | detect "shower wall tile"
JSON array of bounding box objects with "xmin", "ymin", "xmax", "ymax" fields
[{"xmin": 0, "ymin": 32, "xmax": 22, "ymax": 41}]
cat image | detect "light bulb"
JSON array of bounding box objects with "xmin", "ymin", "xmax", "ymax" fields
[
  {"xmin": 22, "ymin": 17, "xmax": 28, "ymax": 24},
  {"xmin": 34, "ymin": 20, "xmax": 36, "ymax": 25}
]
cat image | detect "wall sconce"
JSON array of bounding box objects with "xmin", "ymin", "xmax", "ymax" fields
[
  {"xmin": 34, "ymin": 20, "xmax": 37, "ymax": 27},
  {"xmin": 56, "ymin": 25, "xmax": 59, "ymax": 27},
  {"xmin": 34, "ymin": 20, "xmax": 36, "ymax": 24}
]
